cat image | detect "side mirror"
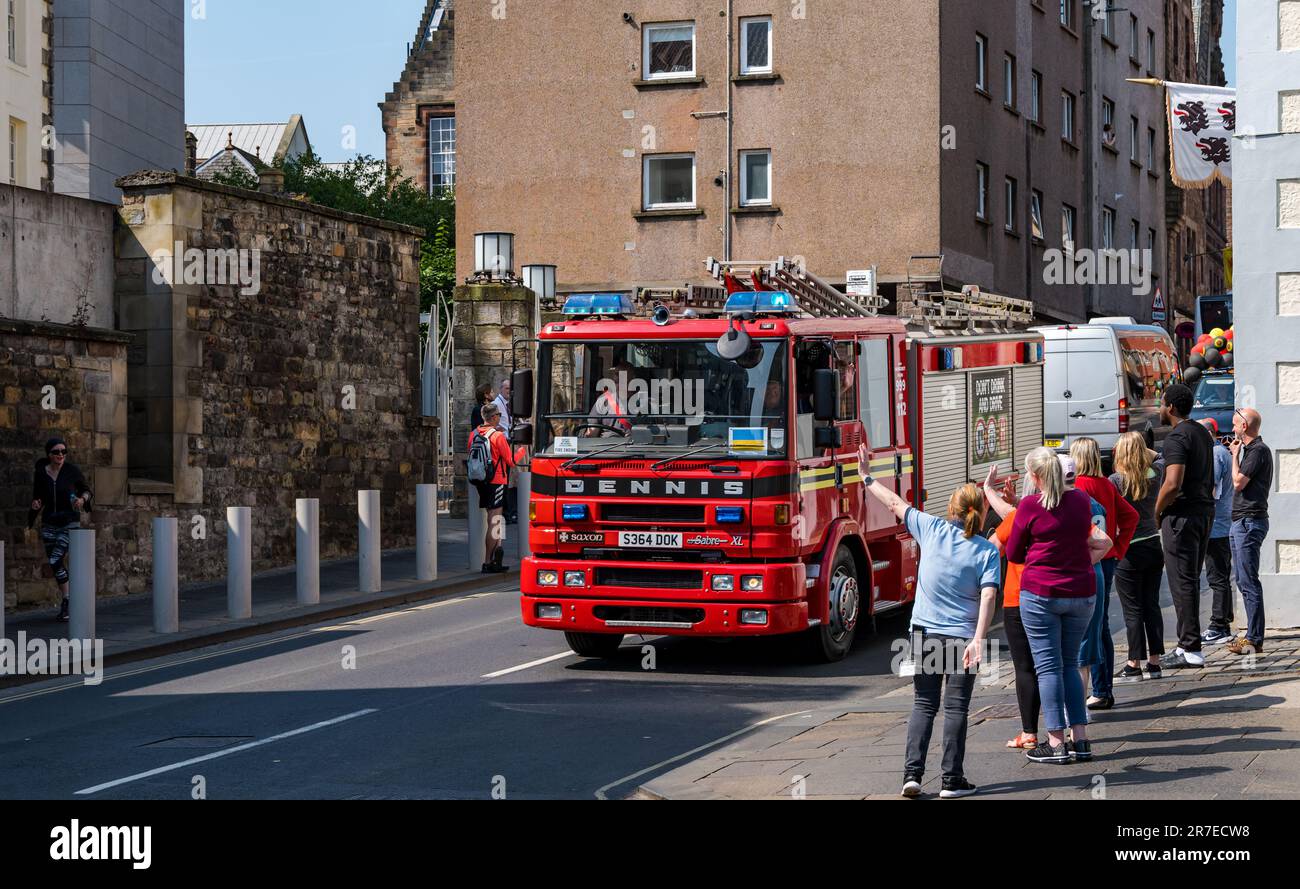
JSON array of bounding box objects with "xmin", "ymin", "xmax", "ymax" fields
[
  {"xmin": 510, "ymin": 422, "xmax": 534, "ymax": 447},
  {"xmin": 813, "ymin": 368, "xmax": 839, "ymax": 422},
  {"xmin": 814, "ymin": 426, "xmax": 842, "ymax": 449},
  {"xmin": 512, "ymin": 369, "xmax": 534, "ymax": 420}
]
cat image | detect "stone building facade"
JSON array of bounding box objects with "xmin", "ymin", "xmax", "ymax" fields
[
  {"xmin": 380, "ymin": 0, "xmax": 455, "ymax": 193},
  {"xmin": 2, "ymin": 171, "xmax": 435, "ymax": 611}
]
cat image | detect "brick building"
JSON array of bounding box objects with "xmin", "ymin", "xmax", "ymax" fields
[{"xmin": 380, "ymin": 0, "xmax": 455, "ymax": 193}]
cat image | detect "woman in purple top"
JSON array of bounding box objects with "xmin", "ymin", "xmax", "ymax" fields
[{"xmin": 1006, "ymin": 448, "xmax": 1112, "ymax": 765}]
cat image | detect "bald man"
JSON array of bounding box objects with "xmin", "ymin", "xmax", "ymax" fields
[
  {"xmin": 1199, "ymin": 419, "xmax": 1236, "ymax": 645},
  {"xmin": 1227, "ymin": 408, "xmax": 1271, "ymax": 654}
]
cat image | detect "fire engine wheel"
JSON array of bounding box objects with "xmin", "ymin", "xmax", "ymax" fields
[
  {"xmin": 804, "ymin": 549, "xmax": 860, "ymax": 663},
  {"xmin": 565, "ymin": 632, "xmax": 626, "ymax": 659}
]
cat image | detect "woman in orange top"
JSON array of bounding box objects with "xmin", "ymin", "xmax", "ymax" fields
[{"xmin": 984, "ymin": 466, "xmax": 1039, "ymax": 750}]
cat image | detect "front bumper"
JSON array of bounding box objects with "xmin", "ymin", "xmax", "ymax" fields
[{"xmin": 520, "ymin": 557, "xmax": 809, "ymax": 636}]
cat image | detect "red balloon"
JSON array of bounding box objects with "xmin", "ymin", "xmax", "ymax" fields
[
  {"xmin": 1225, "ymin": 329, "xmax": 1234, "ymax": 340},
  {"xmin": 1192, "ymin": 343, "xmax": 1206, "ymax": 354},
  {"xmin": 1198, "ymin": 333, "xmax": 1212, "ymax": 343}
]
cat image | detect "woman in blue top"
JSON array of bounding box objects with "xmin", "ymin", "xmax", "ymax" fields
[{"xmin": 865, "ymin": 476, "xmax": 1001, "ymax": 799}]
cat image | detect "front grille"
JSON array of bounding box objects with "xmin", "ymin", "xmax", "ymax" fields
[
  {"xmin": 601, "ymin": 503, "xmax": 705, "ymax": 524},
  {"xmin": 594, "ymin": 566, "xmax": 704, "ymax": 590},
  {"xmin": 582, "ymin": 548, "xmax": 724, "ymax": 563},
  {"xmin": 593, "ymin": 606, "xmax": 706, "ymax": 625}
]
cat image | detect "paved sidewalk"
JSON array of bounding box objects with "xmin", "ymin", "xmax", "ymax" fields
[
  {"xmin": 2, "ymin": 517, "xmax": 526, "ymax": 678},
  {"xmin": 639, "ymin": 631, "xmax": 1300, "ymax": 800}
]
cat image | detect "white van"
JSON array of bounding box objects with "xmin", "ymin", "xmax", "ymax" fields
[{"xmin": 1033, "ymin": 318, "xmax": 1179, "ymax": 459}]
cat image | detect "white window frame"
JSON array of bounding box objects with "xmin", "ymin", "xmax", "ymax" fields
[
  {"xmin": 1060, "ymin": 0, "xmax": 1073, "ymax": 28},
  {"xmin": 1030, "ymin": 70, "xmax": 1042, "ymax": 122},
  {"xmin": 1003, "ymin": 54, "xmax": 1016, "ymax": 107},
  {"xmin": 1147, "ymin": 29, "xmax": 1156, "ymax": 72},
  {"xmin": 1130, "ymin": 13, "xmax": 1140, "ymax": 58},
  {"xmin": 1005, "ymin": 177, "xmax": 1018, "ymax": 232},
  {"xmin": 7, "ymin": 0, "xmax": 17, "ymax": 64},
  {"xmin": 1147, "ymin": 126, "xmax": 1156, "ymax": 168},
  {"xmin": 1102, "ymin": 206, "xmax": 1116, "ymax": 249},
  {"xmin": 975, "ymin": 33, "xmax": 988, "ymax": 91},
  {"xmin": 427, "ymin": 115, "xmax": 456, "ymax": 194},
  {"xmin": 1129, "ymin": 116, "xmax": 1140, "ymax": 162},
  {"xmin": 643, "ymin": 21, "xmax": 696, "ymax": 81},
  {"xmin": 739, "ymin": 149, "xmax": 772, "ymax": 207},
  {"xmin": 1130, "ymin": 219, "xmax": 1140, "ymax": 251},
  {"xmin": 1101, "ymin": 4, "xmax": 1114, "ymax": 40},
  {"xmin": 8, "ymin": 118, "xmax": 16, "ymax": 185},
  {"xmin": 1062, "ymin": 204, "xmax": 1077, "ymax": 254},
  {"xmin": 739, "ymin": 16, "xmax": 773, "ymax": 75},
  {"xmin": 643, "ymin": 152, "xmax": 696, "ymax": 210},
  {"xmin": 1062, "ymin": 91, "xmax": 1075, "ymax": 141},
  {"xmin": 976, "ymin": 162, "xmax": 989, "ymax": 220},
  {"xmin": 1031, "ymin": 190, "xmax": 1045, "ymax": 241}
]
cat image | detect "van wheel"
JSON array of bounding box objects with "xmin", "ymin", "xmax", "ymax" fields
[
  {"xmin": 565, "ymin": 632, "xmax": 625, "ymax": 659},
  {"xmin": 803, "ymin": 548, "xmax": 861, "ymax": 663}
]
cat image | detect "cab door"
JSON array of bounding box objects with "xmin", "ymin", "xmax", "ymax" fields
[{"xmin": 858, "ymin": 336, "xmax": 902, "ymax": 534}]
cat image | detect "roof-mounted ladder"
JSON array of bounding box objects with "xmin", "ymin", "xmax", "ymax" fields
[{"xmin": 704, "ymin": 257, "xmax": 886, "ymax": 318}]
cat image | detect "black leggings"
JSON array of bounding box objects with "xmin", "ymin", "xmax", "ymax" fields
[
  {"xmin": 1003, "ymin": 606, "xmax": 1041, "ymax": 735},
  {"xmin": 1115, "ymin": 537, "xmax": 1166, "ymax": 662}
]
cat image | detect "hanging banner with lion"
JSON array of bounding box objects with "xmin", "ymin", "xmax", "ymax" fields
[{"xmin": 1166, "ymin": 82, "xmax": 1235, "ymax": 188}]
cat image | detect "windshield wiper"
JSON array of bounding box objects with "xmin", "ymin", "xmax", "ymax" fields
[
  {"xmin": 561, "ymin": 440, "xmax": 643, "ymax": 471},
  {"xmin": 651, "ymin": 442, "xmax": 730, "ymax": 472}
]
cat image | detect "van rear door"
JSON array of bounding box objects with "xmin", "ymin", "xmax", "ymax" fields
[
  {"xmin": 1065, "ymin": 332, "xmax": 1121, "ymax": 444},
  {"xmin": 1042, "ymin": 335, "xmax": 1069, "ymax": 448}
]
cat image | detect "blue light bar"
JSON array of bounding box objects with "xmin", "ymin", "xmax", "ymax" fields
[
  {"xmin": 723, "ymin": 291, "xmax": 799, "ymax": 315},
  {"xmin": 563, "ymin": 293, "xmax": 635, "ymax": 316},
  {"xmin": 716, "ymin": 506, "xmax": 745, "ymax": 524},
  {"xmin": 562, "ymin": 504, "xmax": 589, "ymax": 522}
]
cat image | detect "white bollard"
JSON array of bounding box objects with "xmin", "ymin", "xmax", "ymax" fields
[
  {"xmin": 467, "ymin": 483, "xmax": 486, "ymax": 570},
  {"xmin": 152, "ymin": 517, "xmax": 179, "ymax": 634},
  {"xmin": 227, "ymin": 507, "xmax": 252, "ymax": 620},
  {"xmin": 68, "ymin": 529, "xmax": 96, "ymax": 641},
  {"xmin": 416, "ymin": 484, "xmax": 438, "ymax": 582},
  {"xmin": 358, "ymin": 490, "xmax": 382, "ymax": 594},
  {"xmin": 296, "ymin": 498, "xmax": 320, "ymax": 605},
  {"xmin": 516, "ymin": 470, "xmax": 532, "ymax": 561}
]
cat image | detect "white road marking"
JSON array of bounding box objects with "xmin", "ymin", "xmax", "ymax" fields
[
  {"xmin": 481, "ymin": 650, "xmax": 576, "ymax": 679},
  {"xmin": 1, "ymin": 588, "xmax": 509, "ymax": 705},
  {"xmin": 74, "ymin": 709, "xmax": 379, "ymax": 796},
  {"xmin": 594, "ymin": 709, "xmax": 814, "ymax": 800}
]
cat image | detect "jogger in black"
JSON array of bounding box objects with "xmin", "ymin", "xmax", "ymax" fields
[{"xmin": 28, "ymin": 438, "xmax": 93, "ymax": 621}]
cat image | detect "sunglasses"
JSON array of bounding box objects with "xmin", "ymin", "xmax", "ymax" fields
[{"xmin": 49, "ymin": 449, "xmax": 68, "ymax": 456}]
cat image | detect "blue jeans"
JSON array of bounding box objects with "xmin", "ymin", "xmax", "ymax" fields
[
  {"xmin": 1229, "ymin": 517, "xmax": 1269, "ymax": 644},
  {"xmin": 1020, "ymin": 592, "xmax": 1095, "ymax": 732},
  {"xmin": 1078, "ymin": 559, "xmax": 1117, "ymax": 698}
]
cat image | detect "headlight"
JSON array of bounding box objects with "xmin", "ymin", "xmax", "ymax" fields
[
  {"xmin": 564, "ymin": 571, "xmax": 586, "ymax": 588},
  {"xmin": 537, "ymin": 570, "xmax": 559, "ymax": 587},
  {"xmin": 536, "ymin": 604, "xmax": 563, "ymax": 620},
  {"xmin": 711, "ymin": 575, "xmax": 735, "ymax": 592},
  {"xmin": 739, "ymin": 609, "xmax": 768, "ymax": 626},
  {"xmin": 741, "ymin": 575, "xmax": 764, "ymax": 592}
]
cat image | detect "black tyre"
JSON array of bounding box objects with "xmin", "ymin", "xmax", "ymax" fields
[
  {"xmin": 802, "ymin": 547, "xmax": 861, "ymax": 662},
  {"xmin": 565, "ymin": 632, "xmax": 625, "ymax": 659}
]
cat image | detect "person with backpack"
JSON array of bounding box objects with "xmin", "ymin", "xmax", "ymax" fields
[
  {"xmin": 27, "ymin": 437, "xmax": 93, "ymax": 621},
  {"xmin": 467, "ymin": 403, "xmax": 517, "ymax": 573}
]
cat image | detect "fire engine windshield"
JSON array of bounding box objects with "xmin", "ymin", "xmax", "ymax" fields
[{"xmin": 535, "ymin": 339, "xmax": 788, "ymax": 457}]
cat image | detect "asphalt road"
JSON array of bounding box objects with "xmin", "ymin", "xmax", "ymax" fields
[{"xmin": 0, "ymin": 582, "xmax": 919, "ymax": 800}]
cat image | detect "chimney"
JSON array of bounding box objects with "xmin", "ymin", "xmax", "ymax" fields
[
  {"xmin": 258, "ymin": 167, "xmax": 286, "ymax": 194},
  {"xmin": 184, "ymin": 131, "xmax": 198, "ymax": 176}
]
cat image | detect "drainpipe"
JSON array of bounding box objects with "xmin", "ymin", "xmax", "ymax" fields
[
  {"xmin": 1083, "ymin": 5, "xmax": 1097, "ymax": 318},
  {"xmin": 725, "ymin": 0, "xmax": 734, "ymax": 262}
]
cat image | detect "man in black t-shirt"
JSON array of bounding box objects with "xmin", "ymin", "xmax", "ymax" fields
[
  {"xmin": 1155, "ymin": 384, "xmax": 1216, "ymax": 668},
  {"xmin": 1228, "ymin": 408, "xmax": 1272, "ymax": 654}
]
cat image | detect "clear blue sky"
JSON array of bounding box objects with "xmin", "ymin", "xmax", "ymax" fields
[{"xmin": 185, "ymin": 0, "xmax": 427, "ymax": 163}]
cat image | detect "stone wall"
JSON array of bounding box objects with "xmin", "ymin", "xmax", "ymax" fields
[
  {"xmin": 0, "ymin": 184, "xmax": 116, "ymax": 328},
  {"xmin": 380, "ymin": 1, "xmax": 455, "ymax": 191},
  {"xmin": 107, "ymin": 172, "xmax": 435, "ymax": 587},
  {"xmin": 0, "ymin": 318, "xmax": 131, "ymax": 609}
]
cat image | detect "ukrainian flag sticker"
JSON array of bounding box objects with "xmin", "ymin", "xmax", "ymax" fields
[{"xmin": 729, "ymin": 427, "xmax": 769, "ymax": 456}]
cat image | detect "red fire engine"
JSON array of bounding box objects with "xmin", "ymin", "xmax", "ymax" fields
[{"xmin": 509, "ymin": 257, "xmax": 1046, "ymax": 661}]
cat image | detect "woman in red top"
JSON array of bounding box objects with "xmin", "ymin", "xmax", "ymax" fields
[
  {"xmin": 467, "ymin": 403, "xmax": 518, "ymax": 573},
  {"xmin": 1070, "ymin": 437, "xmax": 1138, "ymax": 710}
]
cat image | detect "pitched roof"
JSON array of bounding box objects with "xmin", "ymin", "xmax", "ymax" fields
[
  {"xmin": 188, "ymin": 116, "xmax": 310, "ymax": 165},
  {"xmin": 194, "ymin": 145, "xmax": 269, "ymax": 181}
]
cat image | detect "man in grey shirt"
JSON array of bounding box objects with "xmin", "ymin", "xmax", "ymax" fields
[{"xmin": 1200, "ymin": 419, "xmax": 1236, "ymax": 645}]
